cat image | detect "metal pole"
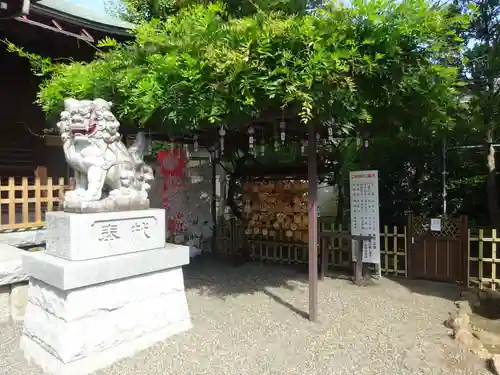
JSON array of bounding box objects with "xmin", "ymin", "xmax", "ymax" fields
[
  {"xmin": 442, "ymin": 137, "xmax": 447, "ymax": 217},
  {"xmin": 308, "ymin": 123, "xmax": 318, "ymax": 322}
]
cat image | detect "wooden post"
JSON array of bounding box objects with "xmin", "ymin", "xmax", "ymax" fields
[
  {"xmin": 352, "ymin": 234, "xmax": 372, "ymax": 285},
  {"xmin": 320, "ymin": 240, "xmax": 328, "ymax": 281},
  {"xmin": 8, "ymin": 177, "xmax": 15, "ymax": 226},
  {"xmin": 407, "ymin": 214, "xmax": 413, "ymax": 278},
  {"xmin": 211, "ymin": 151, "xmax": 217, "ymax": 255},
  {"xmin": 21, "ymin": 177, "xmax": 29, "ymax": 224},
  {"xmin": 355, "ymin": 238, "xmax": 364, "ymax": 285},
  {"xmin": 308, "ymin": 123, "xmax": 318, "ymax": 322},
  {"xmin": 35, "ymin": 166, "xmax": 48, "ymax": 198},
  {"xmin": 461, "ymin": 215, "xmax": 469, "ymax": 286},
  {"xmin": 34, "ymin": 177, "xmax": 42, "ymax": 223}
]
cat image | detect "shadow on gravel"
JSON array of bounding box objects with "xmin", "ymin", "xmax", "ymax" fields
[
  {"xmin": 183, "ymin": 255, "xmax": 469, "ymax": 319},
  {"xmin": 183, "ymin": 254, "xmax": 310, "ymax": 317},
  {"xmin": 389, "ymin": 277, "xmax": 463, "ymax": 302}
]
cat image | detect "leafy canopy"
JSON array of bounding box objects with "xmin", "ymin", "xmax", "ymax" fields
[
  {"xmin": 20, "ymin": 0, "xmax": 466, "ymax": 137},
  {"xmin": 108, "ymin": 0, "xmax": 321, "ymax": 22}
]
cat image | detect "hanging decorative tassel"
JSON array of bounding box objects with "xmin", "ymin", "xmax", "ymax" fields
[
  {"xmin": 279, "ymin": 121, "xmax": 286, "ymax": 144},
  {"xmin": 143, "ymin": 130, "xmax": 152, "ymax": 156},
  {"xmin": 193, "ymin": 134, "xmax": 199, "ymax": 152},
  {"xmin": 301, "ymin": 140, "xmax": 307, "ymax": 156},
  {"xmin": 248, "ymin": 126, "xmax": 255, "ymax": 149},
  {"xmin": 327, "ymin": 119, "xmax": 334, "ymax": 142},
  {"xmin": 184, "ymin": 143, "xmax": 190, "ymax": 160},
  {"xmin": 219, "ymin": 125, "xmax": 226, "ymax": 155}
]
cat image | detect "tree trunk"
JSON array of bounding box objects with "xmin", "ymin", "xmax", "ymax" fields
[{"xmin": 486, "ymin": 129, "xmax": 500, "ymax": 228}]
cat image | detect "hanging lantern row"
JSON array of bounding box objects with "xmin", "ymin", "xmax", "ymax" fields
[
  {"xmin": 210, "ymin": 117, "xmax": 348, "ymax": 157},
  {"xmin": 189, "ymin": 125, "xmax": 227, "ymax": 156}
]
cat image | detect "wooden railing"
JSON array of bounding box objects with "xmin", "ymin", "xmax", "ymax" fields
[
  {"xmin": 215, "ymin": 219, "xmax": 408, "ymax": 277},
  {"xmin": 468, "ymin": 228, "xmax": 500, "ymax": 291},
  {"xmin": 215, "ymin": 219, "xmax": 500, "ymax": 291},
  {"xmin": 0, "ymin": 177, "xmax": 70, "ymax": 232}
]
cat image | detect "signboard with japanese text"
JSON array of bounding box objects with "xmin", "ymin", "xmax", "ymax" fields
[
  {"xmin": 349, "ymin": 170, "xmax": 380, "ymax": 264},
  {"xmin": 430, "ymin": 218, "xmax": 442, "ymax": 232}
]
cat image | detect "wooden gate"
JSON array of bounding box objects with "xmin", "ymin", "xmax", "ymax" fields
[{"xmin": 408, "ymin": 215, "xmax": 468, "ymax": 284}]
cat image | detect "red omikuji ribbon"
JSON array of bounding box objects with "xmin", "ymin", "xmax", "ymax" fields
[{"xmin": 158, "ymin": 149, "xmax": 187, "ymax": 233}]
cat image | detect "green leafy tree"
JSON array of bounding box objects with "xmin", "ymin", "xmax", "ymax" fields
[
  {"xmin": 450, "ymin": 0, "xmax": 500, "ymax": 227},
  {"xmin": 108, "ymin": 0, "xmax": 321, "ymax": 22},
  {"xmin": 8, "ymin": 0, "xmax": 471, "ymax": 225},
  {"xmin": 16, "ymin": 1, "xmax": 465, "ymax": 135}
]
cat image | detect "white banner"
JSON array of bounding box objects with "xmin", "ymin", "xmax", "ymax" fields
[{"xmin": 349, "ymin": 170, "xmax": 381, "ymax": 264}]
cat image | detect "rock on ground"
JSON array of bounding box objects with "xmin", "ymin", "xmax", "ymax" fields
[
  {"xmin": 0, "ymin": 259, "xmax": 492, "ymax": 375},
  {"xmin": 492, "ymin": 354, "xmax": 500, "ymax": 375}
]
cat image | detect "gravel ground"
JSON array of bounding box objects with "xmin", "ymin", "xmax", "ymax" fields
[{"xmin": 0, "ymin": 257, "xmax": 492, "ymax": 375}]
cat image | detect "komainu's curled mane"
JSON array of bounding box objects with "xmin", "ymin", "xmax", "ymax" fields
[{"xmin": 57, "ymin": 98, "xmax": 154, "ymax": 213}]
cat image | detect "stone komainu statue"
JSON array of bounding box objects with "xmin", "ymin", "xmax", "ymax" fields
[{"xmin": 57, "ymin": 98, "xmax": 154, "ymax": 212}]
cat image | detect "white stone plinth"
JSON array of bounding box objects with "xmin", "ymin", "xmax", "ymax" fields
[
  {"xmin": 22, "ymin": 244, "xmax": 189, "ymax": 290},
  {"xmin": 21, "ymin": 245, "xmax": 192, "ymax": 375},
  {"xmin": 0, "ymin": 244, "xmax": 29, "ymax": 322},
  {"xmin": 0, "ymin": 244, "xmax": 28, "ymax": 285},
  {"xmin": 45, "ymin": 209, "xmax": 165, "ymax": 261}
]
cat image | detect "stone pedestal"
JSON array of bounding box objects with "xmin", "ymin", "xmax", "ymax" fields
[
  {"xmin": 20, "ymin": 210, "xmax": 191, "ymax": 375},
  {"xmin": 45, "ymin": 209, "xmax": 166, "ymax": 260}
]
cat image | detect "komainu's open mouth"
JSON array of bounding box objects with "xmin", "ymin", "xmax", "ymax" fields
[{"xmin": 71, "ymin": 124, "xmax": 97, "ymax": 136}]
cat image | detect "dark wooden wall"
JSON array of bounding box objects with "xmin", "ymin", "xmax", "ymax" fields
[{"xmin": 0, "ymin": 16, "xmax": 123, "ymax": 182}]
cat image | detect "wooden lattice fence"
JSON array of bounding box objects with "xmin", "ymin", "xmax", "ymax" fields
[
  {"xmin": 468, "ymin": 229, "xmax": 500, "ymax": 290},
  {"xmin": 215, "ymin": 218, "xmax": 407, "ymax": 277},
  {"xmin": 215, "ymin": 217, "xmax": 500, "ymax": 289},
  {"xmin": 0, "ymin": 177, "xmax": 71, "ymax": 232}
]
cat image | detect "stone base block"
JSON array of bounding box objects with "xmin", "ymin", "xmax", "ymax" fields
[
  {"xmin": 10, "ymin": 282, "xmax": 28, "ymax": 321},
  {"xmin": 21, "ymin": 319, "xmax": 191, "ymax": 375},
  {"xmin": 21, "ymin": 266, "xmax": 192, "ymax": 375},
  {"xmin": 0, "ymin": 244, "xmax": 29, "ymax": 285},
  {"xmin": 22, "ymin": 244, "xmax": 189, "ymax": 291},
  {"xmin": 45, "ymin": 209, "xmax": 166, "ymax": 261},
  {"xmin": 0, "ymin": 285, "xmax": 9, "ymax": 320},
  {"xmin": 0, "ymin": 282, "xmax": 29, "ymax": 322}
]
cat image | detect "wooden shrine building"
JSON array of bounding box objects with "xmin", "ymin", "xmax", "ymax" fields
[{"xmin": 0, "ymin": 0, "xmax": 134, "ymax": 181}]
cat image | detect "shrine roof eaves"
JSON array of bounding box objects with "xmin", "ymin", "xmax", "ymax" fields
[{"xmin": 31, "ymin": 0, "xmax": 135, "ymax": 36}]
